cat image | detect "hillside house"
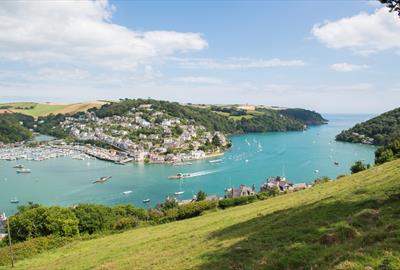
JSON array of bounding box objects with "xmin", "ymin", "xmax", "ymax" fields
[{"xmin": 225, "ymin": 184, "xmax": 256, "ymax": 198}]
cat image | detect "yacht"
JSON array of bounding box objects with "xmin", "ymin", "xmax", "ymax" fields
[
  {"xmin": 142, "ymin": 198, "xmax": 151, "ymax": 203},
  {"xmin": 123, "ymin": 190, "xmax": 133, "ymax": 195}
]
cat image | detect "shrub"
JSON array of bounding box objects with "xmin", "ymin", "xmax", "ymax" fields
[
  {"xmin": 334, "ymin": 260, "xmax": 363, "ymax": 270},
  {"xmin": 112, "ymin": 204, "xmax": 148, "ymax": 221},
  {"xmin": 177, "ymin": 200, "xmax": 217, "ymax": 220},
  {"xmin": 218, "ymin": 196, "xmax": 257, "ymax": 209},
  {"xmin": 8, "ymin": 206, "xmax": 79, "ymax": 242},
  {"xmin": 112, "ymin": 217, "xmax": 139, "ymax": 231},
  {"xmin": 350, "ymin": 160, "xmax": 370, "ymax": 174},
  {"xmin": 196, "ymin": 190, "xmax": 207, "ymax": 201},
  {"xmin": 73, "ymin": 204, "xmax": 113, "ymax": 234}
]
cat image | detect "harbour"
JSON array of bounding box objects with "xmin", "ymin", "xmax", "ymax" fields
[{"xmin": 0, "ymin": 114, "xmax": 376, "ymax": 214}]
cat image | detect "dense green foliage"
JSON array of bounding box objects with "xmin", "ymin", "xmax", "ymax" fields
[
  {"xmin": 196, "ymin": 190, "xmax": 207, "ymax": 201},
  {"xmin": 350, "ymin": 160, "xmax": 370, "ymax": 174},
  {"xmin": 35, "ymin": 114, "xmax": 68, "ymax": 138},
  {"xmin": 375, "ymin": 138, "xmax": 400, "ymax": 165},
  {"xmin": 92, "ymin": 99, "xmax": 326, "ymax": 134},
  {"xmin": 336, "ymin": 107, "xmax": 400, "ymax": 145},
  {"xmin": 218, "ymin": 195, "xmax": 257, "ymax": 209},
  {"xmin": 0, "ymin": 113, "xmax": 33, "ymax": 143}
]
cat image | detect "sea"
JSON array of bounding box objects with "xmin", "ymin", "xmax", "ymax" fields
[{"xmin": 0, "ymin": 114, "xmax": 376, "ymax": 214}]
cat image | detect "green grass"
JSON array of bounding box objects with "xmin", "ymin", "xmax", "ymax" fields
[{"xmin": 2, "ymin": 160, "xmax": 400, "ymax": 270}]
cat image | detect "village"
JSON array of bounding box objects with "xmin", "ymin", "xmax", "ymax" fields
[{"xmin": 60, "ymin": 104, "xmax": 229, "ymax": 163}]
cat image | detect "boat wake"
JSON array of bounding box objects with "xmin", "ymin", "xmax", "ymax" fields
[{"xmin": 186, "ymin": 170, "xmax": 220, "ymax": 178}]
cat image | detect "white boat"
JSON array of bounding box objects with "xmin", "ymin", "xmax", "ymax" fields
[
  {"xmin": 10, "ymin": 197, "xmax": 19, "ymax": 204},
  {"xmin": 175, "ymin": 179, "xmax": 184, "ymax": 195},
  {"xmin": 13, "ymin": 164, "xmax": 25, "ymax": 169},
  {"xmin": 209, "ymin": 159, "xmax": 223, "ymax": 164},
  {"xmin": 142, "ymin": 198, "xmax": 151, "ymax": 203},
  {"xmin": 16, "ymin": 168, "xmax": 31, "ymax": 173},
  {"xmin": 123, "ymin": 190, "xmax": 133, "ymax": 195}
]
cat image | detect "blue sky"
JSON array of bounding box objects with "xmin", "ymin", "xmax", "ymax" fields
[{"xmin": 0, "ymin": 0, "xmax": 399, "ymax": 113}]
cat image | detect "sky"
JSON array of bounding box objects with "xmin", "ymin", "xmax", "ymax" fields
[{"xmin": 0, "ymin": 0, "xmax": 399, "ymax": 113}]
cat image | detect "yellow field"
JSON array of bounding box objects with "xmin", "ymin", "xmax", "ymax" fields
[{"xmin": 0, "ymin": 101, "xmax": 106, "ymax": 118}]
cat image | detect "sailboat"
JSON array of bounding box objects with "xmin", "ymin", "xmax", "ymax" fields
[{"xmin": 175, "ymin": 179, "xmax": 184, "ymax": 195}]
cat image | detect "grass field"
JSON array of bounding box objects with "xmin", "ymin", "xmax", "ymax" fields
[
  {"xmin": 0, "ymin": 101, "xmax": 106, "ymax": 118},
  {"xmin": 2, "ymin": 160, "xmax": 400, "ymax": 270}
]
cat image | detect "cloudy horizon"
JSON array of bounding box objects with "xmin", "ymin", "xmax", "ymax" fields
[{"xmin": 0, "ymin": 0, "xmax": 399, "ymax": 114}]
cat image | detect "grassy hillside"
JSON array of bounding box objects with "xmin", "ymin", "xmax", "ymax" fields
[
  {"xmin": 3, "ymin": 160, "xmax": 400, "ymax": 270},
  {"xmin": 0, "ymin": 101, "xmax": 106, "ymax": 118}
]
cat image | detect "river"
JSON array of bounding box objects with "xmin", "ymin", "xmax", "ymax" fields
[{"xmin": 0, "ymin": 114, "xmax": 376, "ymax": 214}]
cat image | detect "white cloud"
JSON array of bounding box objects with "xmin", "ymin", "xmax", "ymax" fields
[
  {"xmin": 311, "ymin": 8, "xmax": 400, "ymax": 55},
  {"xmin": 173, "ymin": 76, "xmax": 224, "ymax": 84},
  {"xmin": 174, "ymin": 57, "xmax": 305, "ymax": 69},
  {"xmin": 330, "ymin": 63, "xmax": 370, "ymax": 72},
  {"xmin": 0, "ymin": 0, "xmax": 207, "ymax": 70}
]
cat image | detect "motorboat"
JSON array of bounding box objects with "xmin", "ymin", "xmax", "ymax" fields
[
  {"xmin": 16, "ymin": 168, "xmax": 31, "ymax": 173},
  {"xmin": 168, "ymin": 173, "xmax": 191, "ymax": 179},
  {"xmin": 93, "ymin": 176, "xmax": 111, "ymax": 184}
]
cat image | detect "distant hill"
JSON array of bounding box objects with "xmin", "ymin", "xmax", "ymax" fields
[
  {"xmin": 336, "ymin": 107, "xmax": 400, "ymax": 146},
  {"xmin": 4, "ymin": 159, "xmax": 400, "ymax": 269},
  {"xmin": 0, "ymin": 101, "xmax": 106, "ymax": 118},
  {"xmin": 92, "ymin": 99, "xmax": 327, "ymax": 134}
]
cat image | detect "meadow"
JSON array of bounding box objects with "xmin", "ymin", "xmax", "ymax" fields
[{"xmin": 1, "ymin": 159, "xmax": 399, "ymax": 269}]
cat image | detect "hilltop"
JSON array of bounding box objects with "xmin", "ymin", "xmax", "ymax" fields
[
  {"xmin": 0, "ymin": 101, "xmax": 106, "ymax": 118},
  {"xmin": 3, "ymin": 159, "xmax": 400, "ymax": 270},
  {"xmin": 336, "ymin": 107, "xmax": 400, "ymax": 145}
]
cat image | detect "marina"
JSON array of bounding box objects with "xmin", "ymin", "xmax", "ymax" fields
[{"xmin": 0, "ymin": 115, "xmax": 376, "ymax": 214}]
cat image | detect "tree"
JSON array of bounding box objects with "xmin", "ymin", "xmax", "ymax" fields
[
  {"xmin": 196, "ymin": 190, "xmax": 207, "ymax": 201},
  {"xmin": 350, "ymin": 160, "xmax": 370, "ymax": 174},
  {"xmin": 72, "ymin": 204, "xmax": 113, "ymax": 234},
  {"xmin": 212, "ymin": 134, "xmax": 222, "ymax": 147},
  {"xmin": 379, "ymin": 0, "xmax": 400, "ymax": 16},
  {"xmin": 162, "ymin": 197, "xmax": 178, "ymax": 210}
]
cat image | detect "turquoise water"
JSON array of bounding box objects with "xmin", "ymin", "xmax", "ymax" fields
[{"xmin": 0, "ymin": 114, "xmax": 376, "ymax": 214}]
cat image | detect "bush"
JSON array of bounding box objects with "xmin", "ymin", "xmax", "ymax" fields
[
  {"xmin": 350, "ymin": 160, "xmax": 370, "ymax": 174},
  {"xmin": 176, "ymin": 200, "xmax": 217, "ymax": 220},
  {"xmin": 112, "ymin": 204, "xmax": 148, "ymax": 221},
  {"xmin": 112, "ymin": 217, "xmax": 139, "ymax": 231},
  {"xmin": 218, "ymin": 196, "xmax": 257, "ymax": 209},
  {"xmin": 8, "ymin": 206, "xmax": 79, "ymax": 242},
  {"xmin": 196, "ymin": 190, "xmax": 207, "ymax": 201},
  {"xmin": 73, "ymin": 204, "xmax": 113, "ymax": 234}
]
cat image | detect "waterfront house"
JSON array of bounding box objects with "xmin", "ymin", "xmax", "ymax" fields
[
  {"xmin": 260, "ymin": 176, "xmax": 294, "ymax": 192},
  {"xmin": 225, "ymin": 184, "xmax": 256, "ymax": 198}
]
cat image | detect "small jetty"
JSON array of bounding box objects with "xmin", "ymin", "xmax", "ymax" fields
[{"xmin": 93, "ymin": 176, "xmax": 112, "ymax": 184}]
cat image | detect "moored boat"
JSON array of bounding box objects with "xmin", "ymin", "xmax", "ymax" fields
[
  {"xmin": 10, "ymin": 198, "xmax": 19, "ymax": 204},
  {"xmin": 209, "ymin": 159, "xmax": 223, "ymax": 164},
  {"xmin": 123, "ymin": 190, "xmax": 133, "ymax": 195},
  {"xmin": 16, "ymin": 168, "xmax": 31, "ymax": 173},
  {"xmin": 142, "ymin": 198, "xmax": 151, "ymax": 203},
  {"xmin": 13, "ymin": 164, "xmax": 25, "ymax": 169}
]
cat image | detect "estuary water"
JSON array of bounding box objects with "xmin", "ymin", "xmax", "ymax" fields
[{"xmin": 0, "ymin": 114, "xmax": 376, "ymax": 214}]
